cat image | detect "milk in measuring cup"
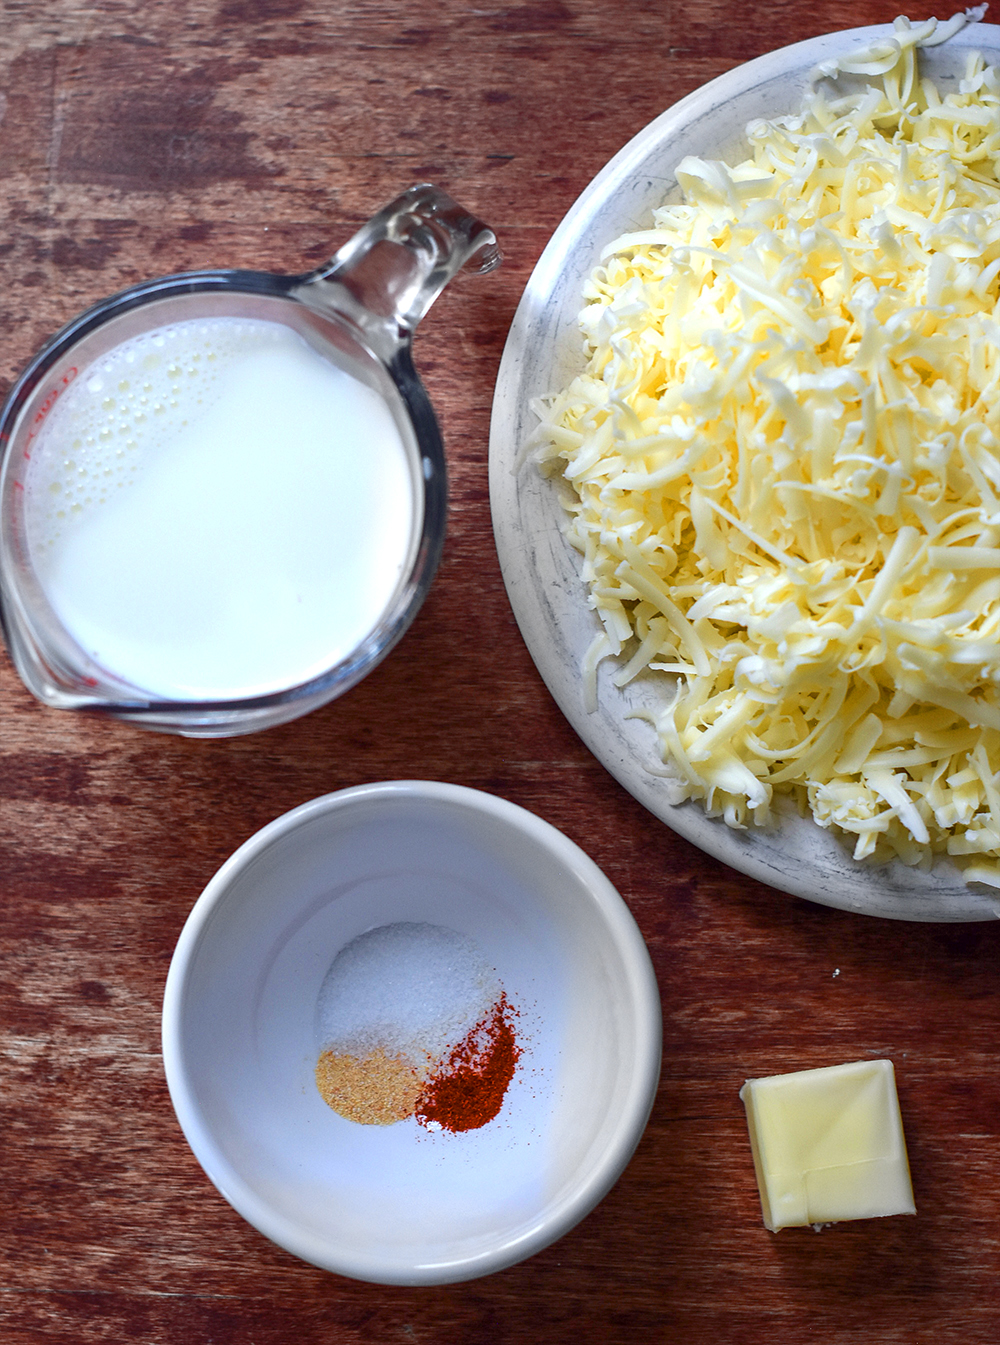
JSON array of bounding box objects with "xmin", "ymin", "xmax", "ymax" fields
[{"xmin": 24, "ymin": 318, "xmax": 415, "ymax": 700}]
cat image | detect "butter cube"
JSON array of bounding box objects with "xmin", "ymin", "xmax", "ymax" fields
[{"xmin": 739, "ymin": 1059, "xmax": 915, "ymax": 1232}]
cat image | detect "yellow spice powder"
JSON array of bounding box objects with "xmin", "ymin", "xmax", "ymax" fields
[{"xmin": 315, "ymin": 1047, "xmax": 423, "ymax": 1125}]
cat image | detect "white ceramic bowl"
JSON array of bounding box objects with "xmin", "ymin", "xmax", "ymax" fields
[
  {"xmin": 490, "ymin": 20, "xmax": 1000, "ymax": 922},
  {"xmin": 161, "ymin": 781, "xmax": 661, "ymax": 1284}
]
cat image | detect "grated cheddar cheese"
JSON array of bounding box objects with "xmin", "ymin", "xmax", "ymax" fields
[{"xmin": 533, "ymin": 10, "xmax": 1000, "ymax": 885}]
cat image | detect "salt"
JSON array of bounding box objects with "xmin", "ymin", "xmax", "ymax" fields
[{"xmin": 316, "ymin": 922, "xmax": 500, "ymax": 1068}]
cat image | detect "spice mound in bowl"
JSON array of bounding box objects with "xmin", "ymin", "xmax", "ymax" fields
[
  {"xmin": 314, "ymin": 921, "xmax": 520, "ymax": 1132},
  {"xmin": 161, "ymin": 781, "xmax": 661, "ymax": 1285}
]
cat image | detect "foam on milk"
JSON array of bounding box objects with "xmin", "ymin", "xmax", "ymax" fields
[{"xmin": 25, "ymin": 317, "xmax": 416, "ymax": 700}]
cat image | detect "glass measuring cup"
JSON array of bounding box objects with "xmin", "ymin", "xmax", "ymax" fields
[{"xmin": 0, "ymin": 184, "xmax": 500, "ymax": 736}]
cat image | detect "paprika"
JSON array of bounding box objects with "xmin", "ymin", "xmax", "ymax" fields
[{"xmin": 415, "ymin": 994, "xmax": 520, "ymax": 1133}]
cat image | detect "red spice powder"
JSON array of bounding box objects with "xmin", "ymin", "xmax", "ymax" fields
[{"xmin": 415, "ymin": 994, "xmax": 520, "ymax": 1133}]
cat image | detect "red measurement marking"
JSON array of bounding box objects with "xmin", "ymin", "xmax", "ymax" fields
[{"xmin": 25, "ymin": 366, "xmax": 77, "ymax": 446}]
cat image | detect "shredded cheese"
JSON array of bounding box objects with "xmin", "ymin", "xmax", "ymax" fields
[{"xmin": 533, "ymin": 9, "xmax": 1000, "ymax": 885}]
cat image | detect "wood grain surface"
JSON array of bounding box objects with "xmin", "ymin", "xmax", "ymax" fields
[{"xmin": 2, "ymin": 2, "xmax": 1000, "ymax": 1341}]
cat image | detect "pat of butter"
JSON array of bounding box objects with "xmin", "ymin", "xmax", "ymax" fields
[{"xmin": 739, "ymin": 1059, "xmax": 916, "ymax": 1232}]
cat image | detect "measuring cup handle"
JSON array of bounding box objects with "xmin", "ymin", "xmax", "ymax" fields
[{"xmin": 303, "ymin": 184, "xmax": 501, "ymax": 348}]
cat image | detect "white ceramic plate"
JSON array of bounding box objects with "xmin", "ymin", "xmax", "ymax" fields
[{"xmin": 490, "ymin": 21, "xmax": 1000, "ymax": 923}]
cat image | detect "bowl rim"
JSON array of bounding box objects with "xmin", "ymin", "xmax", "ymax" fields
[{"xmin": 161, "ymin": 779, "xmax": 663, "ymax": 1284}]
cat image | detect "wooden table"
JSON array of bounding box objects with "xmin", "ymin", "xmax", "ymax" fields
[{"xmin": 2, "ymin": 2, "xmax": 999, "ymax": 1340}]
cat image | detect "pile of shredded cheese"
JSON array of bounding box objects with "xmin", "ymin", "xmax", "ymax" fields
[{"xmin": 533, "ymin": 9, "xmax": 1000, "ymax": 885}]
